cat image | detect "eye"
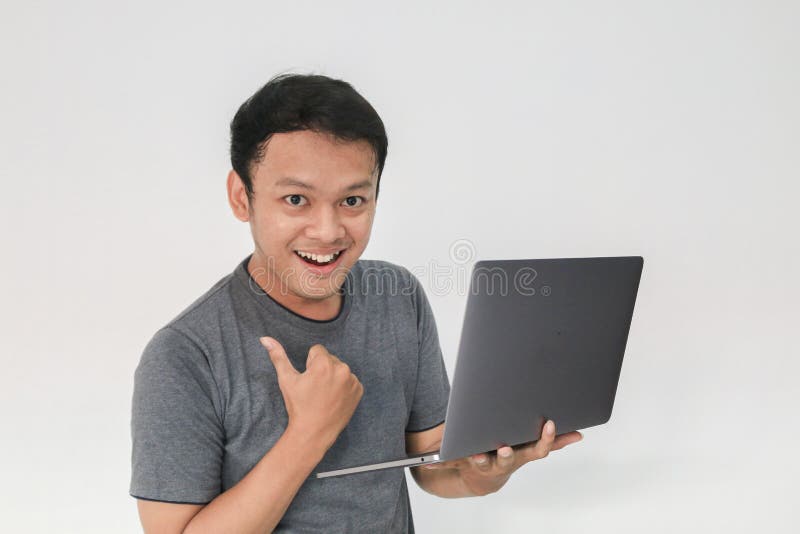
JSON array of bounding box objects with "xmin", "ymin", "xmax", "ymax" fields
[
  {"xmin": 342, "ymin": 196, "xmax": 364, "ymax": 208},
  {"xmin": 284, "ymin": 194, "xmax": 307, "ymax": 207}
]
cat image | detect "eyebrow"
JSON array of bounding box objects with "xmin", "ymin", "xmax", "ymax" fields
[{"xmin": 274, "ymin": 177, "xmax": 374, "ymax": 193}]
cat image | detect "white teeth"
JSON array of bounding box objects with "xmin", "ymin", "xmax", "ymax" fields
[{"xmin": 296, "ymin": 250, "xmax": 342, "ymax": 264}]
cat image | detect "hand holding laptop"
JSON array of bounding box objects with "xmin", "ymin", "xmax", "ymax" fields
[
  {"xmin": 420, "ymin": 419, "xmax": 583, "ymax": 496},
  {"xmin": 316, "ymin": 256, "xmax": 643, "ymax": 479}
]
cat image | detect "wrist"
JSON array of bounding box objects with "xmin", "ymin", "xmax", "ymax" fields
[
  {"xmin": 282, "ymin": 423, "xmax": 332, "ymax": 463},
  {"xmin": 457, "ymin": 468, "xmax": 509, "ymax": 497},
  {"xmin": 456, "ymin": 469, "xmax": 480, "ymax": 497}
]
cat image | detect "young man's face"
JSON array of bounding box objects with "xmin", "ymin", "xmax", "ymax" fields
[{"xmin": 228, "ymin": 129, "xmax": 378, "ymax": 315}]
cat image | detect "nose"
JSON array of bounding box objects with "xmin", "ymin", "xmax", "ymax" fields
[{"xmin": 305, "ymin": 204, "xmax": 346, "ymax": 243}]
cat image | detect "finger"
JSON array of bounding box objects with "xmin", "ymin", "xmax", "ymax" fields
[
  {"xmin": 551, "ymin": 431, "xmax": 583, "ymax": 451},
  {"xmin": 309, "ymin": 344, "xmax": 343, "ymax": 369},
  {"xmin": 307, "ymin": 343, "xmax": 328, "ymax": 367},
  {"xmin": 422, "ymin": 462, "xmax": 442, "ymax": 470},
  {"xmin": 260, "ymin": 337, "xmax": 299, "ymax": 378},
  {"xmin": 495, "ymin": 446, "xmax": 515, "ymax": 471},
  {"xmin": 422, "ymin": 461, "xmax": 447, "ymax": 470},
  {"xmin": 522, "ymin": 419, "xmax": 556, "ymax": 462},
  {"xmin": 514, "ymin": 429, "xmax": 580, "ymax": 460},
  {"xmin": 423, "ymin": 459, "xmax": 465, "ymax": 471},
  {"xmin": 537, "ymin": 420, "xmax": 557, "ymax": 456},
  {"xmin": 469, "ymin": 453, "xmax": 492, "ymax": 472}
]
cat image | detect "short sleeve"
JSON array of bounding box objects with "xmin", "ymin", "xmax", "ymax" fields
[
  {"xmin": 405, "ymin": 275, "xmax": 451, "ymax": 432},
  {"xmin": 130, "ymin": 327, "xmax": 224, "ymax": 504}
]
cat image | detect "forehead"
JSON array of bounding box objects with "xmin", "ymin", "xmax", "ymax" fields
[{"xmin": 254, "ymin": 130, "xmax": 376, "ymax": 188}]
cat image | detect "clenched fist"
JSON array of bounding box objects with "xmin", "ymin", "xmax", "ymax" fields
[{"xmin": 260, "ymin": 337, "xmax": 364, "ymax": 450}]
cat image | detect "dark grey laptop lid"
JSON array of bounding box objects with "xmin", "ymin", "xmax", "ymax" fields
[{"xmin": 439, "ymin": 256, "xmax": 643, "ymax": 461}]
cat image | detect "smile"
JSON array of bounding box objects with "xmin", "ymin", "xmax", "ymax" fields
[{"xmin": 294, "ymin": 249, "xmax": 344, "ymax": 266}]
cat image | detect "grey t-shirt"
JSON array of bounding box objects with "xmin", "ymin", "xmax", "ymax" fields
[{"xmin": 130, "ymin": 255, "xmax": 450, "ymax": 532}]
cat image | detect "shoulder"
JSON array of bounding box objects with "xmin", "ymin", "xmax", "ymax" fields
[
  {"xmin": 141, "ymin": 271, "xmax": 238, "ymax": 367},
  {"xmin": 166, "ymin": 272, "xmax": 237, "ymax": 329},
  {"xmin": 138, "ymin": 325, "xmax": 211, "ymax": 377}
]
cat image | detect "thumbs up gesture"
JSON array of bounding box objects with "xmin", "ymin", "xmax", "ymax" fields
[{"xmin": 260, "ymin": 337, "xmax": 364, "ymax": 450}]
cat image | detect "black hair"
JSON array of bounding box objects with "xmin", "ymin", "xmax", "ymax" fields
[{"xmin": 230, "ymin": 72, "xmax": 388, "ymax": 201}]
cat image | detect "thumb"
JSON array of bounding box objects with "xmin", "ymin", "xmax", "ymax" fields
[{"xmin": 260, "ymin": 336, "xmax": 299, "ymax": 378}]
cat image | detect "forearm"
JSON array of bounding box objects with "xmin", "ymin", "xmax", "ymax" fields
[
  {"xmin": 410, "ymin": 466, "xmax": 478, "ymax": 499},
  {"xmin": 183, "ymin": 426, "xmax": 328, "ymax": 534}
]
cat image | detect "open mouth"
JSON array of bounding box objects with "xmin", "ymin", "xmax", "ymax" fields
[{"xmin": 294, "ymin": 249, "xmax": 344, "ymax": 267}]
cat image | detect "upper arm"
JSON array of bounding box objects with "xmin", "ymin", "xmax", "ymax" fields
[
  {"xmin": 136, "ymin": 499, "xmax": 204, "ymax": 534},
  {"xmin": 405, "ymin": 422, "xmax": 445, "ymax": 455},
  {"xmin": 130, "ymin": 327, "xmax": 225, "ymax": 504},
  {"xmin": 406, "ymin": 274, "xmax": 450, "ymax": 432}
]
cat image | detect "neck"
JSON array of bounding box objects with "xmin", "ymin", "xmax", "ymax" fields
[{"xmin": 247, "ymin": 253, "xmax": 343, "ymax": 321}]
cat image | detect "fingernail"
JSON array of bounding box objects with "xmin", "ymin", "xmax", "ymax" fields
[
  {"xmin": 475, "ymin": 455, "xmax": 487, "ymax": 464},
  {"xmin": 499, "ymin": 449, "xmax": 512, "ymax": 458},
  {"xmin": 260, "ymin": 337, "xmax": 274, "ymax": 350},
  {"xmin": 545, "ymin": 421, "xmax": 555, "ymax": 435}
]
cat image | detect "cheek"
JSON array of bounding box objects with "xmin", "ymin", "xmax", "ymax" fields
[
  {"xmin": 346, "ymin": 213, "xmax": 374, "ymax": 242},
  {"xmin": 254, "ymin": 210, "xmax": 303, "ymax": 245}
]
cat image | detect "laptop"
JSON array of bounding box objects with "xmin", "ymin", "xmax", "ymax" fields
[{"xmin": 315, "ymin": 256, "xmax": 644, "ymax": 478}]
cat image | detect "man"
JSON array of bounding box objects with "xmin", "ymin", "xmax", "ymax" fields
[{"xmin": 130, "ymin": 73, "xmax": 583, "ymax": 533}]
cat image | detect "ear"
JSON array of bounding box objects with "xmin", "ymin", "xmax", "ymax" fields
[{"xmin": 227, "ymin": 170, "xmax": 250, "ymax": 222}]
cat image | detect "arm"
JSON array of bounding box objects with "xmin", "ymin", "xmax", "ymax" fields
[
  {"xmin": 180, "ymin": 425, "xmax": 327, "ymax": 534},
  {"xmin": 137, "ymin": 425, "xmax": 327, "ymax": 534},
  {"xmin": 137, "ymin": 501, "xmax": 203, "ymax": 534},
  {"xmin": 404, "ymin": 273, "xmax": 582, "ymax": 497},
  {"xmin": 134, "ymin": 337, "xmax": 362, "ymax": 534},
  {"xmin": 406, "ymin": 423, "xmax": 474, "ymax": 498},
  {"xmin": 406, "ymin": 421, "xmax": 584, "ymax": 498}
]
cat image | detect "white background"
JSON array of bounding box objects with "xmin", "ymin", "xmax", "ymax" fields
[{"xmin": 1, "ymin": 1, "xmax": 798, "ymax": 532}]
